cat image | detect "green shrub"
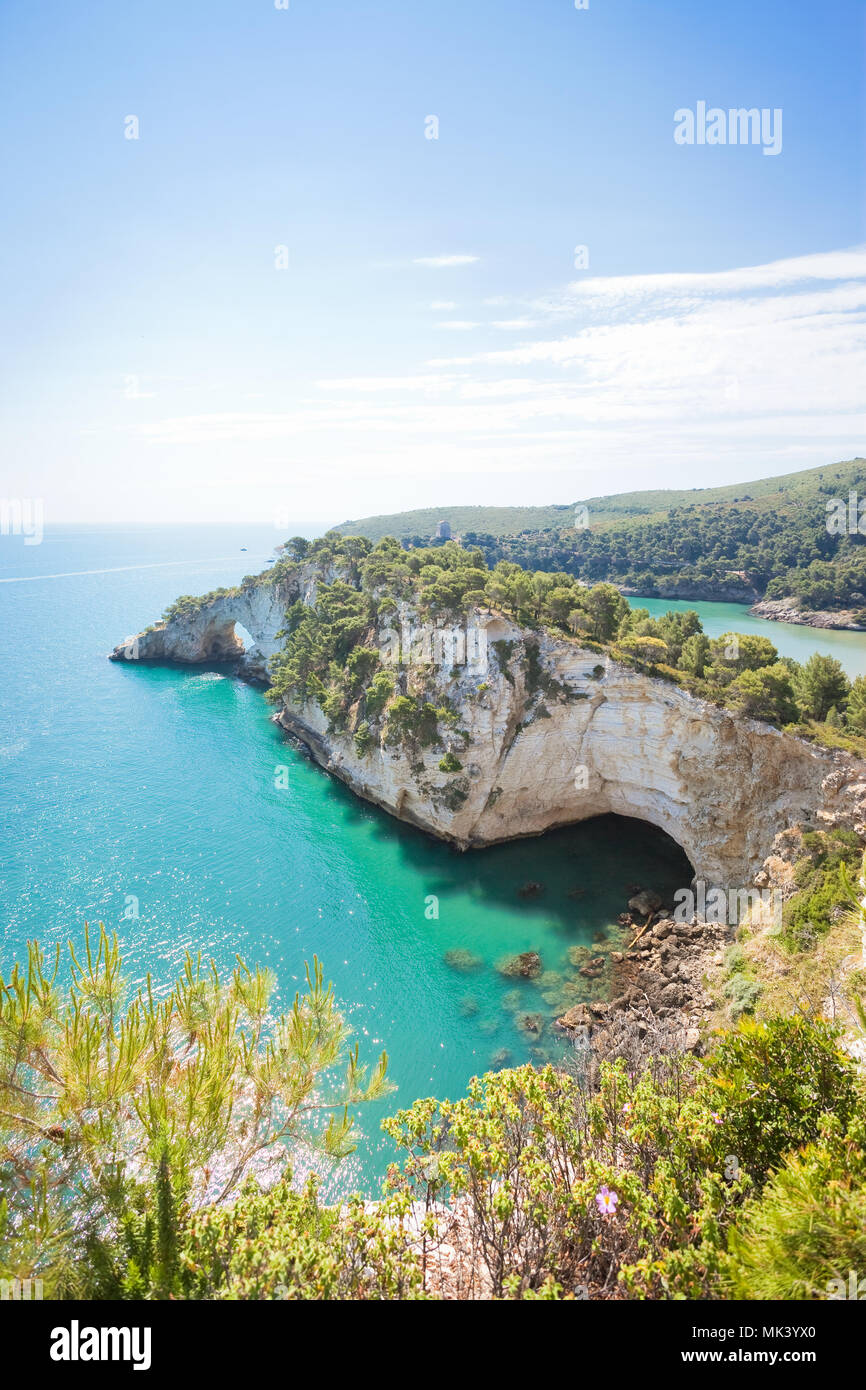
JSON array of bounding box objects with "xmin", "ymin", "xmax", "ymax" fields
[
  {"xmin": 782, "ymin": 839, "xmax": 858, "ymax": 950},
  {"xmin": 724, "ymin": 973, "xmax": 762, "ymax": 1019},
  {"xmin": 364, "ymin": 670, "xmax": 394, "ymax": 718},
  {"xmin": 173, "ymin": 1174, "xmax": 425, "ymax": 1301},
  {"xmin": 0, "ymin": 930, "xmax": 390, "ymax": 1298},
  {"xmin": 438, "ymin": 751, "xmax": 463, "ymax": 773},
  {"xmin": 725, "ymin": 1118, "xmax": 866, "ymax": 1300},
  {"xmin": 353, "ymin": 721, "xmax": 373, "ymax": 757},
  {"xmin": 699, "ymin": 1016, "xmax": 860, "ymax": 1186},
  {"xmin": 384, "ymin": 697, "xmax": 439, "ymax": 749}
]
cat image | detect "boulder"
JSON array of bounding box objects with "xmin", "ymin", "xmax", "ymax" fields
[
  {"xmin": 557, "ymin": 1003, "xmax": 591, "ymax": 1031},
  {"xmin": 496, "ymin": 950, "xmax": 543, "ymax": 979},
  {"xmin": 628, "ymin": 890, "xmax": 663, "ymax": 917},
  {"xmin": 517, "ymin": 881, "xmax": 545, "ymax": 899}
]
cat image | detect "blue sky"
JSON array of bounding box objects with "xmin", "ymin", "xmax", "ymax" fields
[{"xmin": 1, "ymin": 0, "xmax": 864, "ymax": 526}]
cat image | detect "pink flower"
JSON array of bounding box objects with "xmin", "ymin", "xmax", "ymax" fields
[
  {"xmin": 595, "ymin": 1185, "xmax": 619, "ymax": 1216},
  {"xmin": 711, "ymin": 1112, "xmax": 722, "ymax": 1125}
]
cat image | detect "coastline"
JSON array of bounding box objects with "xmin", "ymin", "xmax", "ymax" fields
[
  {"xmin": 621, "ymin": 585, "xmax": 866, "ymax": 634},
  {"xmin": 748, "ymin": 597, "xmax": 866, "ymax": 632}
]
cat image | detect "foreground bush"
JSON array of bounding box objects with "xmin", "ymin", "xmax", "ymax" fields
[
  {"xmin": 2, "ymin": 932, "xmax": 864, "ymax": 1300},
  {"xmin": 725, "ymin": 1116, "xmax": 866, "ymax": 1299},
  {"xmin": 84, "ymin": 1172, "xmax": 425, "ymax": 1300},
  {"xmin": 0, "ymin": 927, "xmax": 390, "ymax": 1297},
  {"xmin": 383, "ymin": 1017, "xmax": 864, "ymax": 1300}
]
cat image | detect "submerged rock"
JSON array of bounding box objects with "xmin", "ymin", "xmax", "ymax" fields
[
  {"xmin": 517, "ymin": 881, "xmax": 545, "ymax": 900},
  {"xmin": 516, "ymin": 1013, "xmax": 545, "ymax": 1036},
  {"xmin": 443, "ymin": 948, "xmax": 483, "ymax": 973},
  {"xmin": 501, "ymin": 988, "xmax": 524, "ymax": 1013},
  {"xmin": 536, "ymin": 970, "xmax": 564, "ymax": 990},
  {"xmin": 496, "ymin": 950, "xmax": 543, "ymax": 979}
]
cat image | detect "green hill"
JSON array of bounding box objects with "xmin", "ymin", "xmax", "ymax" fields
[
  {"xmin": 336, "ymin": 459, "xmax": 866, "ymax": 541},
  {"xmin": 334, "ymin": 459, "xmax": 866, "ymax": 610},
  {"xmin": 335, "ymin": 503, "xmax": 573, "ymax": 542}
]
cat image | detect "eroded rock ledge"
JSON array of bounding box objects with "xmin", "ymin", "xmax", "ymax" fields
[
  {"xmin": 749, "ymin": 598, "xmax": 866, "ymax": 631},
  {"xmin": 556, "ymin": 915, "xmax": 730, "ymax": 1069},
  {"xmin": 110, "ymin": 570, "xmax": 866, "ymax": 891}
]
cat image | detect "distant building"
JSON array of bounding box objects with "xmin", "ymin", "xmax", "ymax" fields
[{"xmin": 435, "ymin": 520, "xmax": 452, "ymax": 540}]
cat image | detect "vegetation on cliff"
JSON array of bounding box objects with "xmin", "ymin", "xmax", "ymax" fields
[
  {"xmin": 258, "ymin": 531, "xmax": 866, "ymax": 753},
  {"xmin": 716, "ymin": 829, "xmax": 866, "ymax": 1036}
]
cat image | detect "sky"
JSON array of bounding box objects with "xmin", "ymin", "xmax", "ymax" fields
[{"xmin": 0, "ymin": 0, "xmax": 865, "ymax": 528}]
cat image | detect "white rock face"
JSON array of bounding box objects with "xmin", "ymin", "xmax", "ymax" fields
[{"xmin": 111, "ymin": 584, "xmax": 866, "ymax": 890}]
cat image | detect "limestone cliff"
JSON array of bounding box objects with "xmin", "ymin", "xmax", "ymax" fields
[{"xmin": 110, "ymin": 572, "xmax": 866, "ymax": 891}]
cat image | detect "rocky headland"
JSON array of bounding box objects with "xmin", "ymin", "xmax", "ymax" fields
[
  {"xmin": 749, "ymin": 597, "xmax": 866, "ymax": 631},
  {"xmin": 110, "ymin": 560, "xmax": 866, "ymax": 892}
]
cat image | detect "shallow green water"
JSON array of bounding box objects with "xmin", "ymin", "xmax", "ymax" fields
[{"xmin": 629, "ymin": 596, "xmax": 866, "ymax": 678}]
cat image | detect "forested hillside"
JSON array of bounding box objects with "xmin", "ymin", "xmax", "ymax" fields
[{"xmin": 337, "ymin": 458, "xmax": 866, "ymax": 611}]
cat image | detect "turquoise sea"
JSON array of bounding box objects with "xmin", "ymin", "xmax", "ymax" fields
[{"xmin": 2, "ymin": 526, "xmax": 865, "ymax": 1192}]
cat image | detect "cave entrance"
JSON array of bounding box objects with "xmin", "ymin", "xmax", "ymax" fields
[
  {"xmin": 462, "ymin": 812, "xmax": 695, "ymax": 929},
  {"xmin": 565, "ymin": 813, "xmax": 695, "ymax": 914}
]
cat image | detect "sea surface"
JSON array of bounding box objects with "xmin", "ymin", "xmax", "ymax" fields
[{"xmin": 2, "ymin": 527, "xmax": 865, "ymax": 1193}]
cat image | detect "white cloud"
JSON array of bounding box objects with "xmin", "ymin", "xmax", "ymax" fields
[
  {"xmin": 430, "ymin": 300, "xmax": 457, "ymax": 310},
  {"xmin": 538, "ymin": 246, "xmax": 866, "ymax": 317},
  {"xmin": 413, "ymin": 254, "xmax": 479, "ymax": 268},
  {"xmin": 121, "ymin": 247, "xmax": 866, "ymax": 504}
]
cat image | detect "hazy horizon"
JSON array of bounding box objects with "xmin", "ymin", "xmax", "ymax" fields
[{"xmin": 10, "ymin": 451, "xmax": 865, "ymax": 533}]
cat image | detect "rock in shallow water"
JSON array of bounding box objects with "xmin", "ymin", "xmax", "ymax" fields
[
  {"xmin": 443, "ymin": 948, "xmax": 483, "ymax": 973},
  {"xmin": 496, "ymin": 950, "xmax": 543, "ymax": 979}
]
